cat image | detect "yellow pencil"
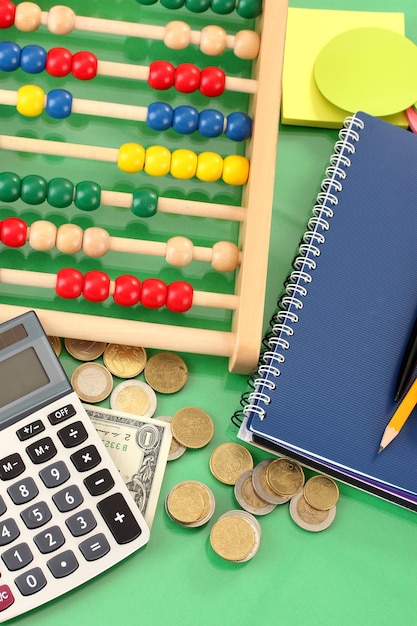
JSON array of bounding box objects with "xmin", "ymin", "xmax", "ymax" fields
[{"xmin": 378, "ymin": 377, "xmax": 417, "ymax": 453}]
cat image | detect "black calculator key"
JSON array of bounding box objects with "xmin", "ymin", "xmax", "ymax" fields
[
  {"xmin": 1, "ymin": 542, "xmax": 33, "ymax": 571},
  {"xmin": 21, "ymin": 501, "xmax": 52, "ymax": 530},
  {"xmin": 97, "ymin": 493, "xmax": 142, "ymax": 545},
  {"xmin": 70, "ymin": 445, "xmax": 101, "ymax": 472},
  {"xmin": 79, "ymin": 533, "xmax": 110, "ymax": 562},
  {"xmin": 0, "ymin": 519, "xmax": 20, "ymax": 546},
  {"xmin": 52, "ymin": 485, "xmax": 83, "ymax": 513},
  {"xmin": 0, "ymin": 584, "xmax": 14, "ymax": 612},
  {"xmin": 57, "ymin": 421, "xmax": 88, "ymax": 448},
  {"xmin": 16, "ymin": 420, "xmax": 45, "ymax": 442},
  {"xmin": 26, "ymin": 437, "xmax": 57, "ymax": 465},
  {"xmin": 84, "ymin": 468, "xmax": 115, "ymax": 496},
  {"xmin": 0, "ymin": 496, "xmax": 6, "ymax": 516},
  {"xmin": 14, "ymin": 567, "xmax": 47, "ymax": 596},
  {"xmin": 0, "ymin": 453, "xmax": 25, "ymax": 481},
  {"xmin": 39, "ymin": 461, "xmax": 70, "ymax": 488},
  {"xmin": 65, "ymin": 509, "xmax": 97, "ymax": 537},
  {"xmin": 7, "ymin": 477, "xmax": 39, "ymax": 505},
  {"xmin": 34, "ymin": 525, "xmax": 65, "ymax": 554},
  {"xmin": 47, "ymin": 404, "xmax": 76, "ymax": 426},
  {"xmin": 47, "ymin": 550, "xmax": 79, "ymax": 579}
]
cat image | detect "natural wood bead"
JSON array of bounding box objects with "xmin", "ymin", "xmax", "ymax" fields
[
  {"xmin": 56, "ymin": 223, "xmax": 83, "ymax": 254},
  {"xmin": 200, "ymin": 25, "xmax": 227, "ymax": 56},
  {"xmin": 28, "ymin": 220, "xmax": 57, "ymax": 251},
  {"xmin": 82, "ymin": 227, "xmax": 111, "ymax": 257},
  {"xmin": 14, "ymin": 2, "xmax": 42, "ymax": 32},
  {"xmin": 47, "ymin": 5, "xmax": 76, "ymax": 35},
  {"xmin": 164, "ymin": 21, "xmax": 192, "ymax": 50},
  {"xmin": 166, "ymin": 236, "xmax": 193, "ymax": 266},
  {"xmin": 211, "ymin": 241, "xmax": 240, "ymax": 272},
  {"xmin": 233, "ymin": 30, "xmax": 260, "ymax": 60}
]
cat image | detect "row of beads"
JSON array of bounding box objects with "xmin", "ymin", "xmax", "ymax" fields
[
  {"xmin": 135, "ymin": 0, "xmax": 262, "ymax": 19},
  {"xmin": 56, "ymin": 269, "xmax": 194, "ymax": 312},
  {"xmin": 0, "ymin": 217, "xmax": 240, "ymax": 272}
]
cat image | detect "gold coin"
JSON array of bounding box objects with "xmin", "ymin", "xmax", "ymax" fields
[
  {"xmin": 48, "ymin": 336, "xmax": 61, "ymax": 357},
  {"xmin": 171, "ymin": 406, "xmax": 214, "ymax": 449},
  {"xmin": 266, "ymin": 457, "xmax": 305, "ymax": 497},
  {"xmin": 252, "ymin": 459, "xmax": 290, "ymax": 505},
  {"xmin": 166, "ymin": 481, "xmax": 206, "ymax": 524},
  {"xmin": 210, "ymin": 513, "xmax": 257, "ymax": 562},
  {"xmin": 71, "ymin": 362, "xmax": 113, "ymax": 403},
  {"xmin": 103, "ymin": 343, "xmax": 147, "ymax": 378},
  {"xmin": 144, "ymin": 352, "xmax": 188, "ymax": 394},
  {"xmin": 65, "ymin": 338, "xmax": 107, "ymax": 361},
  {"xmin": 209, "ymin": 442, "xmax": 253, "ymax": 485},
  {"xmin": 290, "ymin": 490, "xmax": 336, "ymax": 532},
  {"xmin": 110, "ymin": 380, "xmax": 157, "ymax": 418},
  {"xmin": 303, "ymin": 475, "xmax": 340, "ymax": 511}
]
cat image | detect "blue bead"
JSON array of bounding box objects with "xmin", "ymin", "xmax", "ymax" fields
[
  {"xmin": 172, "ymin": 105, "xmax": 199, "ymax": 135},
  {"xmin": 0, "ymin": 42, "xmax": 21, "ymax": 72},
  {"xmin": 20, "ymin": 45, "xmax": 47, "ymax": 74},
  {"xmin": 46, "ymin": 89, "xmax": 73, "ymax": 119},
  {"xmin": 198, "ymin": 109, "xmax": 224, "ymax": 138},
  {"xmin": 147, "ymin": 102, "xmax": 173, "ymax": 131},
  {"xmin": 225, "ymin": 112, "xmax": 253, "ymax": 141}
]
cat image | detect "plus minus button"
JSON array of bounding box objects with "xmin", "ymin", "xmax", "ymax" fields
[{"xmin": 97, "ymin": 493, "xmax": 142, "ymax": 545}]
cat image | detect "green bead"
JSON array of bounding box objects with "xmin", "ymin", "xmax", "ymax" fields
[
  {"xmin": 161, "ymin": 0, "xmax": 184, "ymax": 7},
  {"xmin": 0, "ymin": 172, "xmax": 21, "ymax": 202},
  {"xmin": 135, "ymin": 0, "xmax": 158, "ymax": 4},
  {"xmin": 48, "ymin": 177, "xmax": 74, "ymax": 208},
  {"xmin": 20, "ymin": 174, "xmax": 47, "ymax": 205},
  {"xmin": 131, "ymin": 189, "xmax": 158, "ymax": 218},
  {"xmin": 236, "ymin": 0, "xmax": 262, "ymax": 19},
  {"xmin": 211, "ymin": 0, "xmax": 235, "ymax": 14},
  {"xmin": 74, "ymin": 181, "xmax": 101, "ymax": 211},
  {"xmin": 185, "ymin": 0, "xmax": 211, "ymax": 12}
]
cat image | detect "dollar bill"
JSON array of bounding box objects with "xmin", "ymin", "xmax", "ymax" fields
[{"xmin": 84, "ymin": 404, "xmax": 172, "ymax": 528}]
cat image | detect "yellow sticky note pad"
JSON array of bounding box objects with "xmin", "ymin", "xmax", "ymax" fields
[{"xmin": 281, "ymin": 8, "xmax": 407, "ymax": 128}]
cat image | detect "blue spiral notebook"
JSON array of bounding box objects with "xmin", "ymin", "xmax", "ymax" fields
[{"xmin": 237, "ymin": 111, "xmax": 417, "ymax": 511}]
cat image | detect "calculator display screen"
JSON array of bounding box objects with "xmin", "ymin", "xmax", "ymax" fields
[{"xmin": 0, "ymin": 347, "xmax": 50, "ymax": 410}]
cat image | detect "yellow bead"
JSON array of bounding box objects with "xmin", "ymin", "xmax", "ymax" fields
[
  {"xmin": 118, "ymin": 143, "xmax": 145, "ymax": 173},
  {"xmin": 164, "ymin": 21, "xmax": 192, "ymax": 50},
  {"xmin": 16, "ymin": 85, "xmax": 45, "ymax": 117},
  {"xmin": 196, "ymin": 152, "xmax": 223, "ymax": 183},
  {"xmin": 14, "ymin": 2, "xmax": 42, "ymax": 32},
  {"xmin": 200, "ymin": 25, "xmax": 227, "ymax": 56},
  {"xmin": 47, "ymin": 5, "xmax": 76, "ymax": 35},
  {"xmin": 233, "ymin": 30, "xmax": 260, "ymax": 60},
  {"xmin": 222, "ymin": 155, "xmax": 250, "ymax": 186},
  {"xmin": 144, "ymin": 145, "xmax": 171, "ymax": 177},
  {"xmin": 170, "ymin": 149, "xmax": 198, "ymax": 180}
]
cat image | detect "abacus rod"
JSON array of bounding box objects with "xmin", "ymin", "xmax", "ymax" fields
[{"xmin": 0, "ymin": 134, "xmax": 117, "ymax": 163}]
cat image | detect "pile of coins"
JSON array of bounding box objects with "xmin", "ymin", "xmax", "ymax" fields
[
  {"xmin": 165, "ymin": 480, "xmax": 215, "ymax": 528},
  {"xmin": 289, "ymin": 475, "xmax": 339, "ymax": 532},
  {"xmin": 210, "ymin": 510, "xmax": 261, "ymax": 563}
]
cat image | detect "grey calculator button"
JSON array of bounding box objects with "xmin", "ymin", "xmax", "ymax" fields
[
  {"xmin": 0, "ymin": 453, "xmax": 25, "ymax": 481},
  {"xmin": 25, "ymin": 437, "xmax": 57, "ymax": 465},
  {"xmin": 1, "ymin": 542, "xmax": 33, "ymax": 571},
  {"xmin": 52, "ymin": 485, "xmax": 83, "ymax": 513},
  {"xmin": 14, "ymin": 567, "xmax": 47, "ymax": 596},
  {"xmin": 65, "ymin": 509, "xmax": 97, "ymax": 537},
  {"xmin": 0, "ymin": 495, "xmax": 6, "ymax": 516},
  {"xmin": 20, "ymin": 501, "xmax": 52, "ymax": 530},
  {"xmin": 0, "ymin": 519, "xmax": 20, "ymax": 546},
  {"xmin": 34, "ymin": 525, "xmax": 65, "ymax": 554},
  {"xmin": 7, "ymin": 477, "xmax": 38, "ymax": 505},
  {"xmin": 16, "ymin": 419, "xmax": 45, "ymax": 442},
  {"xmin": 79, "ymin": 533, "xmax": 110, "ymax": 561},
  {"xmin": 39, "ymin": 461, "xmax": 70, "ymax": 488},
  {"xmin": 47, "ymin": 550, "xmax": 79, "ymax": 579}
]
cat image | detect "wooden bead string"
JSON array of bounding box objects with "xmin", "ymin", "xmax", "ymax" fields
[
  {"xmin": 0, "ymin": 217, "xmax": 241, "ymax": 272},
  {"xmin": 4, "ymin": 1, "xmax": 260, "ymax": 60}
]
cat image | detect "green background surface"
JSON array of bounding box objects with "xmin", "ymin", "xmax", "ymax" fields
[{"xmin": 1, "ymin": 1, "xmax": 417, "ymax": 625}]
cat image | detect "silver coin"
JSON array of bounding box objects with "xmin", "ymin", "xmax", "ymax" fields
[
  {"xmin": 234, "ymin": 470, "xmax": 276, "ymax": 516},
  {"xmin": 289, "ymin": 490, "xmax": 336, "ymax": 532},
  {"xmin": 110, "ymin": 380, "xmax": 157, "ymax": 418},
  {"xmin": 156, "ymin": 416, "xmax": 186, "ymax": 461},
  {"xmin": 252, "ymin": 459, "xmax": 291, "ymax": 505}
]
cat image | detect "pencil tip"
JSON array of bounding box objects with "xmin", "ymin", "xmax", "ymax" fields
[
  {"xmin": 377, "ymin": 445, "xmax": 384, "ymax": 454},
  {"xmin": 393, "ymin": 393, "xmax": 400, "ymax": 403}
]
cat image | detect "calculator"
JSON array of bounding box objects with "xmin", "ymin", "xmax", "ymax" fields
[{"xmin": 0, "ymin": 311, "xmax": 150, "ymax": 622}]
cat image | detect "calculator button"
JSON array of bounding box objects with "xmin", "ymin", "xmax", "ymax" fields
[
  {"xmin": 84, "ymin": 468, "xmax": 115, "ymax": 496},
  {"xmin": 26, "ymin": 437, "xmax": 57, "ymax": 465},
  {"xmin": 20, "ymin": 501, "xmax": 52, "ymax": 530},
  {"xmin": 57, "ymin": 421, "xmax": 88, "ymax": 448},
  {"xmin": 0, "ymin": 584, "xmax": 14, "ymax": 612},
  {"xmin": 70, "ymin": 445, "xmax": 101, "ymax": 472},
  {"xmin": 7, "ymin": 477, "xmax": 39, "ymax": 505},
  {"xmin": 1, "ymin": 542, "xmax": 33, "ymax": 571},
  {"xmin": 47, "ymin": 404, "xmax": 76, "ymax": 426},
  {"xmin": 0, "ymin": 519, "xmax": 20, "ymax": 546},
  {"xmin": 97, "ymin": 493, "xmax": 142, "ymax": 545},
  {"xmin": 39, "ymin": 461, "xmax": 70, "ymax": 488},
  {"xmin": 65, "ymin": 509, "xmax": 97, "ymax": 537},
  {"xmin": 16, "ymin": 420, "xmax": 45, "ymax": 442},
  {"xmin": 14, "ymin": 567, "xmax": 47, "ymax": 596},
  {"xmin": 0, "ymin": 453, "xmax": 25, "ymax": 481},
  {"xmin": 79, "ymin": 533, "xmax": 110, "ymax": 562},
  {"xmin": 52, "ymin": 485, "xmax": 83, "ymax": 513},
  {"xmin": 0, "ymin": 496, "xmax": 6, "ymax": 516},
  {"xmin": 34, "ymin": 525, "xmax": 65, "ymax": 554},
  {"xmin": 47, "ymin": 550, "xmax": 79, "ymax": 579}
]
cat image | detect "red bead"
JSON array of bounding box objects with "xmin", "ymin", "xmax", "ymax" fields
[
  {"xmin": 56, "ymin": 268, "xmax": 83, "ymax": 299},
  {"xmin": 114, "ymin": 275, "xmax": 141, "ymax": 307},
  {"xmin": 0, "ymin": 217, "xmax": 27, "ymax": 247},
  {"xmin": 166, "ymin": 281, "xmax": 193, "ymax": 312},
  {"xmin": 140, "ymin": 278, "xmax": 167, "ymax": 308},
  {"xmin": 46, "ymin": 47, "xmax": 72, "ymax": 77},
  {"xmin": 83, "ymin": 270, "xmax": 110, "ymax": 302},
  {"xmin": 200, "ymin": 67, "xmax": 226, "ymax": 98},
  {"xmin": 148, "ymin": 60, "xmax": 175, "ymax": 90},
  {"xmin": 72, "ymin": 51, "xmax": 98, "ymax": 80},
  {"xmin": 0, "ymin": 1, "xmax": 16, "ymax": 29},
  {"xmin": 174, "ymin": 64, "xmax": 200, "ymax": 93}
]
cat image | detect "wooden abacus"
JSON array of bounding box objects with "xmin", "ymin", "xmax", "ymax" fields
[{"xmin": 0, "ymin": 0, "xmax": 288, "ymax": 374}]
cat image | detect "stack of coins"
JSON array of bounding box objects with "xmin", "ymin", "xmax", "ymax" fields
[
  {"xmin": 210, "ymin": 510, "xmax": 261, "ymax": 562},
  {"xmin": 165, "ymin": 480, "xmax": 215, "ymax": 528},
  {"xmin": 290, "ymin": 475, "xmax": 339, "ymax": 532}
]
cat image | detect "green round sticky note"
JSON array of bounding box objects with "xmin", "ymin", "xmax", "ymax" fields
[{"xmin": 314, "ymin": 28, "xmax": 417, "ymax": 116}]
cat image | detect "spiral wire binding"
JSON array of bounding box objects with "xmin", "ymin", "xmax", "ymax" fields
[{"xmin": 231, "ymin": 114, "xmax": 365, "ymax": 428}]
